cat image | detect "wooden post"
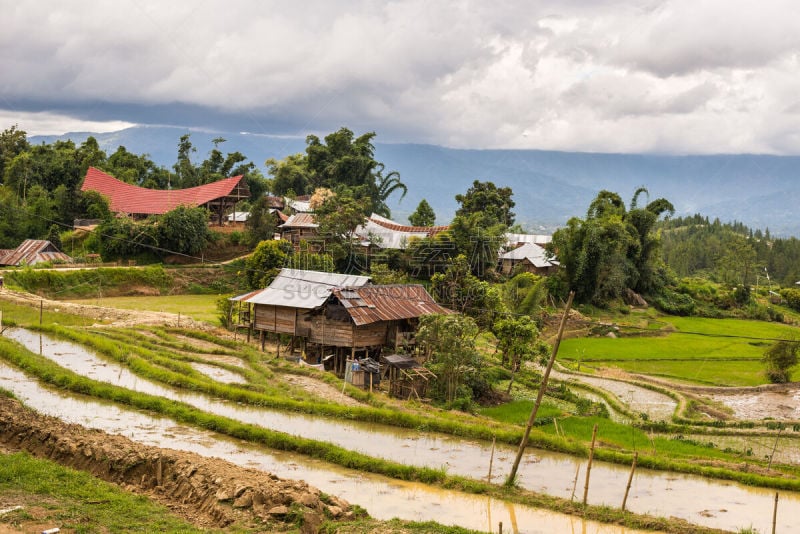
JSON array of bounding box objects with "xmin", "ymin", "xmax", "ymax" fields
[
  {"xmin": 773, "ymin": 492, "xmax": 779, "ymax": 534},
  {"xmin": 177, "ymin": 312, "xmax": 181, "ymax": 328},
  {"xmin": 570, "ymin": 464, "xmax": 581, "ymax": 501},
  {"xmin": 583, "ymin": 423, "xmax": 599, "ymax": 506},
  {"xmin": 277, "ymin": 334, "xmax": 281, "ymax": 358},
  {"xmin": 39, "ymin": 299, "xmax": 43, "ymax": 325},
  {"xmin": 498, "ymin": 521, "xmax": 502, "ymax": 534},
  {"xmin": 260, "ymin": 330, "xmax": 265, "ymax": 351},
  {"xmin": 621, "ymin": 452, "xmax": 638, "ymax": 511},
  {"xmin": 487, "ymin": 437, "xmax": 496, "ymax": 483},
  {"xmin": 768, "ymin": 429, "xmax": 782, "ymax": 470},
  {"xmin": 507, "ymin": 291, "xmax": 574, "ymax": 485}
]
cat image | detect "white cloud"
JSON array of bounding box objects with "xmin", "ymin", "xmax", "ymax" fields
[
  {"xmin": 3, "ymin": 1, "xmax": 800, "ymax": 153},
  {"xmin": 0, "ymin": 110, "xmax": 135, "ymax": 137}
]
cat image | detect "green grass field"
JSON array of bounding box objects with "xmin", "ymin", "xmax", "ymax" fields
[
  {"xmin": 67, "ymin": 294, "xmax": 221, "ymax": 324},
  {"xmin": 560, "ymin": 316, "xmax": 800, "ymax": 386}
]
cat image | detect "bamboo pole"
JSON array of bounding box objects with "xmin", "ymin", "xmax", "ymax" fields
[
  {"xmin": 487, "ymin": 437, "xmax": 496, "ymax": 483},
  {"xmin": 570, "ymin": 464, "xmax": 581, "ymax": 501},
  {"xmin": 621, "ymin": 452, "xmax": 638, "ymax": 511},
  {"xmin": 507, "ymin": 291, "xmax": 574, "ymax": 485},
  {"xmin": 773, "ymin": 492, "xmax": 779, "ymax": 534},
  {"xmin": 768, "ymin": 429, "xmax": 782, "ymax": 470},
  {"xmin": 582, "ymin": 423, "xmax": 599, "ymax": 506}
]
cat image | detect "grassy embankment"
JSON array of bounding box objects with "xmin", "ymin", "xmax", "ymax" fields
[{"xmin": 0, "ymin": 450, "xmax": 211, "ymax": 533}]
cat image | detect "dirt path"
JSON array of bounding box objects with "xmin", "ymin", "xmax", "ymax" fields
[
  {"xmin": 0, "ymin": 287, "xmax": 216, "ymax": 330},
  {"xmin": 0, "ymin": 396, "xmax": 353, "ymax": 533}
]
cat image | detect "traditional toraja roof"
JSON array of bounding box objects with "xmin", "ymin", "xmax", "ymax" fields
[
  {"xmin": 356, "ymin": 213, "xmax": 449, "ymax": 249},
  {"xmin": 368, "ymin": 213, "xmax": 449, "ymax": 235},
  {"xmin": 81, "ymin": 167, "xmax": 248, "ymax": 216},
  {"xmin": 0, "ymin": 240, "xmax": 72, "ymax": 266},
  {"xmin": 237, "ymin": 268, "xmax": 371, "ymax": 309},
  {"xmin": 332, "ymin": 284, "xmax": 452, "ymax": 326},
  {"xmin": 501, "ymin": 242, "xmax": 559, "ymax": 268},
  {"xmin": 280, "ymin": 212, "xmax": 318, "ymax": 228}
]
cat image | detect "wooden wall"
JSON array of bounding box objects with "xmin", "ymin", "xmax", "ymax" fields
[{"xmin": 254, "ymin": 304, "xmax": 310, "ymax": 335}]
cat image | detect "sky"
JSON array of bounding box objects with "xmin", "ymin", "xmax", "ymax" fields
[{"xmin": 4, "ymin": 0, "xmax": 800, "ymax": 154}]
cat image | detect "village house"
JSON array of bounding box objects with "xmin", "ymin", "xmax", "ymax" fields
[
  {"xmin": 279, "ymin": 213, "xmax": 320, "ymax": 250},
  {"xmin": 80, "ymin": 167, "xmax": 250, "ymax": 225},
  {"xmin": 0, "ymin": 239, "xmax": 72, "ymax": 267},
  {"xmin": 231, "ymin": 268, "xmax": 451, "ymax": 394},
  {"xmin": 499, "ymin": 241, "xmax": 559, "ymax": 276}
]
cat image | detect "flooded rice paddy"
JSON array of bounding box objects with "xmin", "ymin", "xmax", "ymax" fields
[
  {"xmin": 0, "ymin": 352, "xmax": 645, "ymax": 534},
  {"xmin": 4, "ymin": 328, "xmax": 800, "ymax": 532}
]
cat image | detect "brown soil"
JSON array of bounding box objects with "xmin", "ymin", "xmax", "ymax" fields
[
  {"xmin": 0, "ymin": 396, "xmax": 353, "ymax": 533},
  {"xmin": 281, "ymin": 374, "xmax": 364, "ymax": 407}
]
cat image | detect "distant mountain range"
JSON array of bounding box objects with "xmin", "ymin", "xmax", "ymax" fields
[{"xmin": 32, "ymin": 125, "xmax": 800, "ymax": 237}]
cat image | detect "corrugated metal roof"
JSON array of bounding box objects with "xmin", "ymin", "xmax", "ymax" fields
[
  {"xmin": 81, "ymin": 167, "xmax": 248, "ymax": 215},
  {"xmin": 0, "ymin": 240, "xmax": 72, "ymax": 266},
  {"xmin": 243, "ymin": 268, "xmax": 371, "ymax": 308},
  {"xmin": 332, "ymin": 284, "xmax": 452, "ymax": 326},
  {"xmin": 501, "ymin": 242, "xmax": 559, "ymax": 268},
  {"xmin": 505, "ymin": 233, "xmax": 552, "ymax": 246},
  {"xmin": 280, "ymin": 213, "xmax": 318, "ymax": 228}
]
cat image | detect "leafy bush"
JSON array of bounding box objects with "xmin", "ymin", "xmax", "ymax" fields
[
  {"xmin": 651, "ymin": 288, "xmax": 695, "ymax": 315},
  {"xmin": 780, "ymin": 288, "xmax": 800, "ymax": 312}
]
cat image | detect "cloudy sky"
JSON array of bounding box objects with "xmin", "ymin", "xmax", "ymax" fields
[{"xmin": 4, "ymin": 0, "xmax": 800, "ymax": 154}]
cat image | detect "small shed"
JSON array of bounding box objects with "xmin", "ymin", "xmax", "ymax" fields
[
  {"xmin": 0, "ymin": 240, "xmax": 72, "ymax": 267},
  {"xmin": 279, "ymin": 213, "xmax": 320, "ymax": 250},
  {"xmin": 381, "ymin": 354, "xmax": 435, "ymax": 400}
]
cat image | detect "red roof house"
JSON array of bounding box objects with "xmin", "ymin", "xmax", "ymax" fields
[{"xmin": 80, "ymin": 167, "xmax": 250, "ymax": 222}]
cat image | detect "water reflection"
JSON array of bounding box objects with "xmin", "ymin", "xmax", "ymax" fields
[
  {"xmin": 3, "ymin": 328, "xmax": 799, "ymax": 533},
  {"xmin": 0, "ymin": 357, "xmax": 648, "ymax": 534}
]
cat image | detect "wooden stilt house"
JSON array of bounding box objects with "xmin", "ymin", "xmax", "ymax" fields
[{"xmin": 232, "ymin": 269, "xmax": 452, "ymax": 389}]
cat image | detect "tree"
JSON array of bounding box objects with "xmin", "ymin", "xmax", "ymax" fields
[
  {"xmin": 417, "ymin": 313, "xmax": 481, "ymax": 405},
  {"xmin": 244, "ymin": 195, "xmax": 278, "ymax": 247},
  {"xmin": 408, "ymin": 199, "xmax": 436, "ymax": 226},
  {"xmin": 304, "ymin": 127, "xmax": 406, "ymax": 216},
  {"xmin": 430, "ymin": 255, "xmax": 504, "ymax": 327},
  {"xmin": 450, "ymin": 181, "xmax": 515, "ymax": 278},
  {"xmin": 549, "ymin": 188, "xmax": 673, "ymax": 305},
  {"xmin": 493, "ymin": 316, "xmax": 548, "ymax": 393},
  {"xmin": 763, "ymin": 339, "xmax": 799, "ymax": 383},
  {"xmin": 265, "ymin": 153, "xmax": 311, "ymax": 196},
  {"xmin": 157, "ymin": 205, "xmax": 210, "ymax": 256},
  {"xmin": 0, "ymin": 125, "xmax": 30, "ymax": 179},
  {"xmin": 314, "ymin": 189, "xmax": 369, "ymax": 271},
  {"xmin": 455, "ymin": 180, "xmax": 515, "ymax": 227},
  {"xmin": 245, "ymin": 239, "xmax": 293, "ymax": 289}
]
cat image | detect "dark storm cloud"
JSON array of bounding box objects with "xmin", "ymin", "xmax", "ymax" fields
[{"xmin": 4, "ymin": 1, "xmax": 800, "ymax": 153}]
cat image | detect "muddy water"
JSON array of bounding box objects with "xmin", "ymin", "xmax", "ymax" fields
[
  {"xmin": 189, "ymin": 362, "xmax": 245, "ymax": 384},
  {"xmin": 686, "ymin": 433, "xmax": 800, "ymax": 466},
  {"xmin": 710, "ymin": 388, "xmax": 800, "ymax": 420},
  {"xmin": 6, "ymin": 329, "xmax": 800, "ymax": 533},
  {"xmin": 553, "ymin": 370, "xmax": 677, "ymax": 421},
  {"xmin": 0, "ymin": 360, "xmax": 648, "ymax": 534}
]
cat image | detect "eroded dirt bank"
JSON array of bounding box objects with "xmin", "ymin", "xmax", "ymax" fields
[{"xmin": 0, "ymin": 396, "xmax": 352, "ymax": 532}]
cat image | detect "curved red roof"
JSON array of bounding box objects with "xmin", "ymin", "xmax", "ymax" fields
[{"xmin": 81, "ymin": 167, "xmax": 246, "ymax": 215}]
